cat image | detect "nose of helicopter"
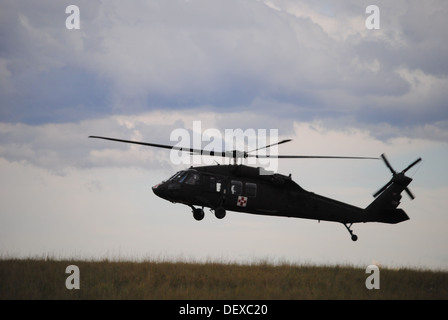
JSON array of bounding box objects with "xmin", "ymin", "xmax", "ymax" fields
[
  {"xmin": 152, "ymin": 183, "xmax": 164, "ymax": 198},
  {"xmin": 152, "ymin": 181, "xmax": 181, "ymax": 201}
]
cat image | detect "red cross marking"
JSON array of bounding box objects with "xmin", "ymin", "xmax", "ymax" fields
[{"xmin": 237, "ymin": 196, "xmax": 247, "ymax": 207}]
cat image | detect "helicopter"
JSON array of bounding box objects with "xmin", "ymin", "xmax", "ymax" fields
[{"xmin": 89, "ymin": 135, "xmax": 421, "ymax": 241}]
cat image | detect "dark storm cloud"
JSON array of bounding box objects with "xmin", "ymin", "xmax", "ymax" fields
[{"xmin": 0, "ymin": 0, "xmax": 447, "ymax": 139}]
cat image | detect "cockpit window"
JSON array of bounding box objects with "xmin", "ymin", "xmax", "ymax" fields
[
  {"xmin": 167, "ymin": 170, "xmax": 200, "ymax": 185},
  {"xmin": 185, "ymin": 173, "xmax": 200, "ymax": 185},
  {"xmin": 178, "ymin": 172, "xmax": 189, "ymax": 183}
]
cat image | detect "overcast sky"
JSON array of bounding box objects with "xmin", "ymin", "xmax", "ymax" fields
[{"xmin": 1, "ymin": 0, "xmax": 448, "ymax": 270}]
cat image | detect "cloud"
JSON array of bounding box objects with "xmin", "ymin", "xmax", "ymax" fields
[
  {"xmin": 0, "ymin": 113, "xmax": 181, "ymax": 173},
  {"xmin": 0, "ymin": 109, "xmax": 292, "ymax": 174},
  {"xmin": 0, "ymin": 108, "xmax": 436, "ymax": 177},
  {"xmin": 1, "ymin": 0, "xmax": 446, "ymax": 139}
]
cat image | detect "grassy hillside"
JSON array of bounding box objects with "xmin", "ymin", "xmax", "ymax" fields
[{"xmin": 1, "ymin": 258, "xmax": 447, "ymax": 299}]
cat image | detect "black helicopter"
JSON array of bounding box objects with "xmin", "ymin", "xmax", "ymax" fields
[{"xmin": 89, "ymin": 135, "xmax": 421, "ymax": 241}]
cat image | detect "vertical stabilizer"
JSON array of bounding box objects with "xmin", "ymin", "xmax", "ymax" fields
[{"xmin": 365, "ymin": 154, "xmax": 421, "ymax": 224}]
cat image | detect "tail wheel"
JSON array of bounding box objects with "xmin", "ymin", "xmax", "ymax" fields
[
  {"xmin": 215, "ymin": 207, "xmax": 226, "ymax": 219},
  {"xmin": 344, "ymin": 223, "xmax": 358, "ymax": 241}
]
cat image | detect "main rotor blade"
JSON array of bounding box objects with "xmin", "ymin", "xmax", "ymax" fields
[
  {"xmin": 401, "ymin": 157, "xmax": 422, "ymax": 174},
  {"xmin": 247, "ymin": 139, "xmax": 292, "ymax": 154},
  {"xmin": 90, "ymin": 136, "xmax": 380, "ymax": 161},
  {"xmin": 381, "ymin": 153, "xmax": 396, "ymax": 175},
  {"xmin": 248, "ymin": 154, "xmax": 380, "ymax": 160},
  {"xmin": 89, "ymin": 136, "xmax": 227, "ymax": 157}
]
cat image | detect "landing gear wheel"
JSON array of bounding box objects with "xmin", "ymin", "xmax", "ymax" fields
[
  {"xmin": 215, "ymin": 207, "xmax": 226, "ymax": 219},
  {"xmin": 192, "ymin": 207, "xmax": 204, "ymax": 221},
  {"xmin": 343, "ymin": 223, "xmax": 358, "ymax": 241}
]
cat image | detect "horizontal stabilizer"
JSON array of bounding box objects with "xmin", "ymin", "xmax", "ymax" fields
[{"xmin": 366, "ymin": 208, "xmax": 410, "ymax": 224}]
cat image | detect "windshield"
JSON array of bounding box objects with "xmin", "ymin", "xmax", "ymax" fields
[
  {"xmin": 168, "ymin": 171, "xmax": 184, "ymax": 181},
  {"xmin": 167, "ymin": 170, "xmax": 200, "ymax": 185}
]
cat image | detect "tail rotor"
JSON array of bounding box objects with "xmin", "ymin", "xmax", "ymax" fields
[{"xmin": 373, "ymin": 154, "xmax": 422, "ymax": 200}]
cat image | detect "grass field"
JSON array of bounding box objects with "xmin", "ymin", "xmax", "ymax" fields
[{"xmin": 1, "ymin": 258, "xmax": 447, "ymax": 299}]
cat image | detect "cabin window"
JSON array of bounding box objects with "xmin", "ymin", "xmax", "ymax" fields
[
  {"xmin": 209, "ymin": 176, "xmax": 222, "ymax": 192},
  {"xmin": 245, "ymin": 182, "xmax": 257, "ymax": 197},
  {"xmin": 230, "ymin": 180, "xmax": 242, "ymax": 195},
  {"xmin": 185, "ymin": 172, "xmax": 200, "ymax": 185}
]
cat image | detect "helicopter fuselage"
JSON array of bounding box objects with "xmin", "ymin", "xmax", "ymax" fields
[{"xmin": 152, "ymin": 164, "xmax": 389, "ymax": 225}]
